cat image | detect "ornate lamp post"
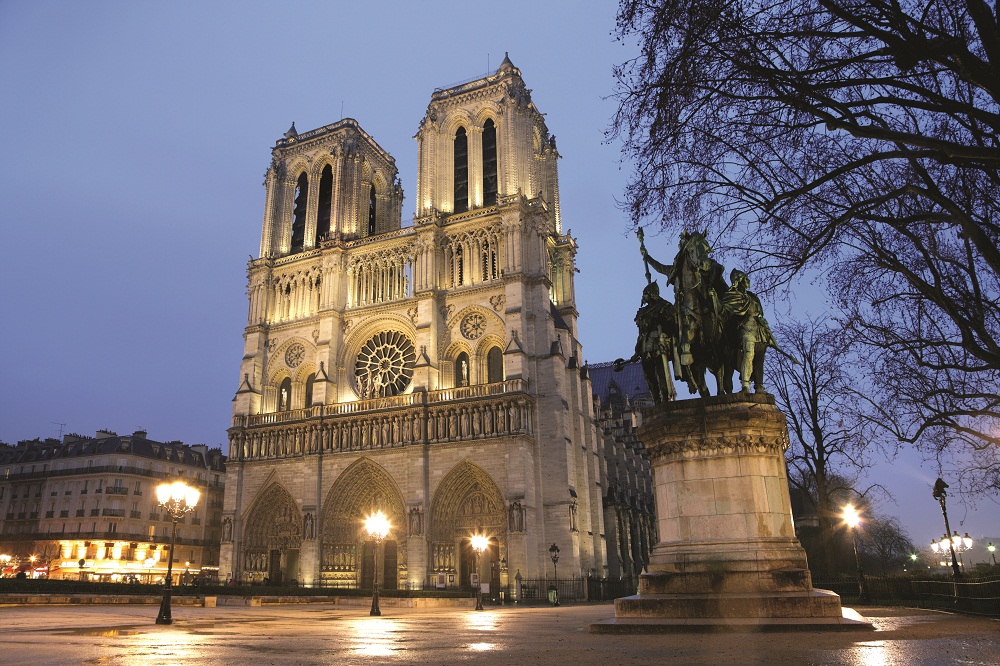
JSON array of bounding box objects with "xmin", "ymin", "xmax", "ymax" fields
[
  {"xmin": 931, "ymin": 532, "xmax": 973, "ymax": 571},
  {"xmin": 154, "ymin": 479, "xmax": 200, "ymax": 625},
  {"xmin": 989, "ymin": 543, "xmax": 997, "ymax": 566},
  {"xmin": 470, "ymin": 535, "xmax": 488, "ymax": 611},
  {"xmin": 548, "ymin": 543, "xmax": 560, "ymax": 607},
  {"xmin": 365, "ymin": 511, "xmax": 390, "ymax": 617},
  {"xmin": 931, "ymin": 478, "xmax": 962, "ymax": 578},
  {"xmin": 842, "ymin": 505, "xmax": 870, "ymax": 604}
]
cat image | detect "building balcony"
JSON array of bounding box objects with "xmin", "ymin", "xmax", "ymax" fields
[
  {"xmin": 59, "ymin": 510, "xmax": 70, "ymax": 518},
  {"xmin": 89, "ymin": 509, "xmax": 100, "ymax": 516},
  {"xmin": 105, "ymin": 487, "xmax": 129, "ymax": 496},
  {"xmin": 80, "ymin": 489, "xmax": 88, "ymax": 494},
  {"xmin": 102, "ymin": 509, "xmax": 126, "ymax": 517},
  {"xmin": 75, "ymin": 509, "xmax": 85, "ymax": 517},
  {"xmin": 130, "ymin": 510, "xmax": 142, "ymax": 519},
  {"xmin": 45, "ymin": 511, "xmax": 54, "ymax": 518}
]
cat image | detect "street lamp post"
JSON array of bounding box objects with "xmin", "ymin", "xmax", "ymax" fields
[
  {"xmin": 932, "ymin": 478, "xmax": 962, "ymax": 578},
  {"xmin": 842, "ymin": 504, "xmax": 870, "ymax": 604},
  {"xmin": 470, "ymin": 535, "xmax": 488, "ymax": 611},
  {"xmin": 365, "ymin": 511, "xmax": 390, "ymax": 617},
  {"xmin": 931, "ymin": 532, "xmax": 973, "ymax": 571},
  {"xmin": 154, "ymin": 479, "xmax": 200, "ymax": 625},
  {"xmin": 548, "ymin": 543, "xmax": 560, "ymax": 607},
  {"xmin": 989, "ymin": 543, "xmax": 997, "ymax": 566}
]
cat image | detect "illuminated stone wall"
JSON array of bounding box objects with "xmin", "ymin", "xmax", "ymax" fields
[{"xmin": 223, "ymin": 57, "xmax": 606, "ymax": 589}]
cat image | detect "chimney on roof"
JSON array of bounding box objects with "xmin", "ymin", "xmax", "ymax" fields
[
  {"xmin": 132, "ymin": 430, "xmax": 147, "ymax": 439},
  {"xmin": 96, "ymin": 430, "xmax": 117, "ymax": 439}
]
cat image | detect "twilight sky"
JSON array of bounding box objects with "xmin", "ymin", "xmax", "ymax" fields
[{"xmin": 0, "ymin": 1, "xmax": 994, "ymax": 557}]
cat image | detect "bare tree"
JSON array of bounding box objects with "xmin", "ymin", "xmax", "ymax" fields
[
  {"xmin": 859, "ymin": 515, "xmax": 917, "ymax": 576},
  {"xmin": 769, "ymin": 316, "xmax": 878, "ymax": 574},
  {"xmin": 612, "ymin": 0, "xmax": 1000, "ymax": 487}
]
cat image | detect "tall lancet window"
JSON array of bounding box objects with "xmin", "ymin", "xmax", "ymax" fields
[
  {"xmin": 482, "ymin": 119, "xmax": 498, "ymax": 207},
  {"xmin": 317, "ymin": 165, "xmax": 333, "ymax": 241},
  {"xmin": 368, "ymin": 184, "xmax": 377, "ymax": 236},
  {"xmin": 290, "ymin": 172, "xmax": 308, "ymax": 254},
  {"xmin": 454, "ymin": 127, "xmax": 468, "ymax": 213}
]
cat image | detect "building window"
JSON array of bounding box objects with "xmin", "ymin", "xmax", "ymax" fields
[
  {"xmin": 317, "ymin": 165, "xmax": 333, "ymax": 241},
  {"xmin": 305, "ymin": 372, "xmax": 316, "ymax": 408},
  {"xmin": 278, "ymin": 377, "xmax": 292, "ymax": 412},
  {"xmin": 368, "ymin": 184, "xmax": 377, "ymax": 236},
  {"xmin": 455, "ymin": 352, "xmax": 470, "ymax": 387},
  {"xmin": 483, "ymin": 119, "xmax": 498, "ymax": 206},
  {"xmin": 487, "ymin": 347, "xmax": 503, "ymax": 383},
  {"xmin": 454, "ymin": 127, "xmax": 468, "ymax": 213},
  {"xmin": 291, "ymin": 172, "xmax": 308, "ymax": 254}
]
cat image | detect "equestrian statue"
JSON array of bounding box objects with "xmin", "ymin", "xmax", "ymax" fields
[{"xmin": 614, "ymin": 228, "xmax": 790, "ymax": 402}]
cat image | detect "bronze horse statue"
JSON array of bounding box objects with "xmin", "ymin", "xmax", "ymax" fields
[{"xmin": 638, "ymin": 230, "xmax": 736, "ymax": 397}]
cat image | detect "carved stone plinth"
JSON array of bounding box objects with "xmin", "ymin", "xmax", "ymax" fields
[{"xmin": 592, "ymin": 394, "xmax": 871, "ymax": 633}]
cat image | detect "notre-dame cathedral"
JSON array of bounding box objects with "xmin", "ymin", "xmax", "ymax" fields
[{"xmin": 220, "ymin": 55, "xmax": 614, "ymax": 590}]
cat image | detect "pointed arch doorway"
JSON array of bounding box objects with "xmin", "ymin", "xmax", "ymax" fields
[
  {"xmin": 320, "ymin": 458, "xmax": 406, "ymax": 589},
  {"xmin": 241, "ymin": 484, "xmax": 303, "ymax": 585},
  {"xmin": 430, "ymin": 460, "xmax": 507, "ymax": 594}
]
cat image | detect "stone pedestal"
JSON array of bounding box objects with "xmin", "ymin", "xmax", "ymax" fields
[{"xmin": 592, "ymin": 394, "xmax": 871, "ymax": 632}]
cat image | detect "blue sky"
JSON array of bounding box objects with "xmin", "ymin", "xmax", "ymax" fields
[{"xmin": 0, "ymin": 1, "xmax": 994, "ymax": 559}]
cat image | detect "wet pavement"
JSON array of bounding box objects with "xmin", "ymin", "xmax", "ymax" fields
[{"xmin": 0, "ymin": 603, "xmax": 997, "ymax": 665}]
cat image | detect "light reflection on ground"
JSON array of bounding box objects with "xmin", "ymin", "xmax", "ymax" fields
[
  {"xmin": 469, "ymin": 642, "xmax": 496, "ymax": 651},
  {"xmin": 348, "ymin": 616, "xmax": 402, "ymax": 657},
  {"xmin": 465, "ymin": 611, "xmax": 498, "ymax": 631},
  {"xmin": 848, "ymin": 640, "xmax": 891, "ymax": 666},
  {"xmin": 128, "ymin": 628, "xmax": 203, "ymax": 666}
]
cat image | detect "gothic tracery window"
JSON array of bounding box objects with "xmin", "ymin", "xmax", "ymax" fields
[
  {"xmin": 290, "ymin": 172, "xmax": 308, "ymax": 254},
  {"xmin": 317, "ymin": 165, "xmax": 333, "ymax": 241},
  {"xmin": 368, "ymin": 183, "xmax": 377, "ymax": 236},
  {"xmin": 482, "ymin": 119, "xmax": 498, "ymax": 207},
  {"xmin": 487, "ymin": 346, "xmax": 503, "ymax": 384},
  {"xmin": 454, "ymin": 127, "xmax": 468, "ymax": 213}
]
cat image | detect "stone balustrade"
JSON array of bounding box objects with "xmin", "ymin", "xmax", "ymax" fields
[{"xmin": 228, "ymin": 381, "xmax": 532, "ymax": 462}]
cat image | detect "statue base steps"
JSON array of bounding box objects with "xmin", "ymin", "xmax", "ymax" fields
[{"xmin": 592, "ymin": 394, "xmax": 871, "ymax": 633}]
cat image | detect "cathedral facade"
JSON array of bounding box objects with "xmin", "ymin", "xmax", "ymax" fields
[{"xmin": 221, "ymin": 56, "xmax": 607, "ymax": 590}]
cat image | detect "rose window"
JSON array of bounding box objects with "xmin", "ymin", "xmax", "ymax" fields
[{"xmin": 354, "ymin": 331, "xmax": 416, "ymax": 398}]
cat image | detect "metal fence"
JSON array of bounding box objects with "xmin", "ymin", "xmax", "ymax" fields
[{"xmin": 813, "ymin": 575, "xmax": 1000, "ymax": 617}]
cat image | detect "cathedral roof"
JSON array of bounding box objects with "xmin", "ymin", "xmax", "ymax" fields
[{"xmin": 588, "ymin": 360, "xmax": 650, "ymax": 404}]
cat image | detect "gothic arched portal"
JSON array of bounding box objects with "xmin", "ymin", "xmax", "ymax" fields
[
  {"xmin": 429, "ymin": 460, "xmax": 506, "ymax": 588},
  {"xmin": 241, "ymin": 483, "xmax": 302, "ymax": 584},
  {"xmin": 320, "ymin": 458, "xmax": 406, "ymax": 589}
]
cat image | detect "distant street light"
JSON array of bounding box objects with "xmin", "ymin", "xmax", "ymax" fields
[
  {"xmin": 470, "ymin": 535, "xmax": 488, "ymax": 611},
  {"xmin": 155, "ymin": 479, "xmax": 200, "ymax": 625},
  {"xmin": 931, "ymin": 479, "xmax": 962, "ymax": 579},
  {"xmin": 842, "ymin": 504, "xmax": 870, "ymax": 604},
  {"xmin": 365, "ymin": 511, "xmax": 390, "ymax": 617},
  {"xmin": 989, "ymin": 543, "xmax": 997, "ymax": 566}
]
